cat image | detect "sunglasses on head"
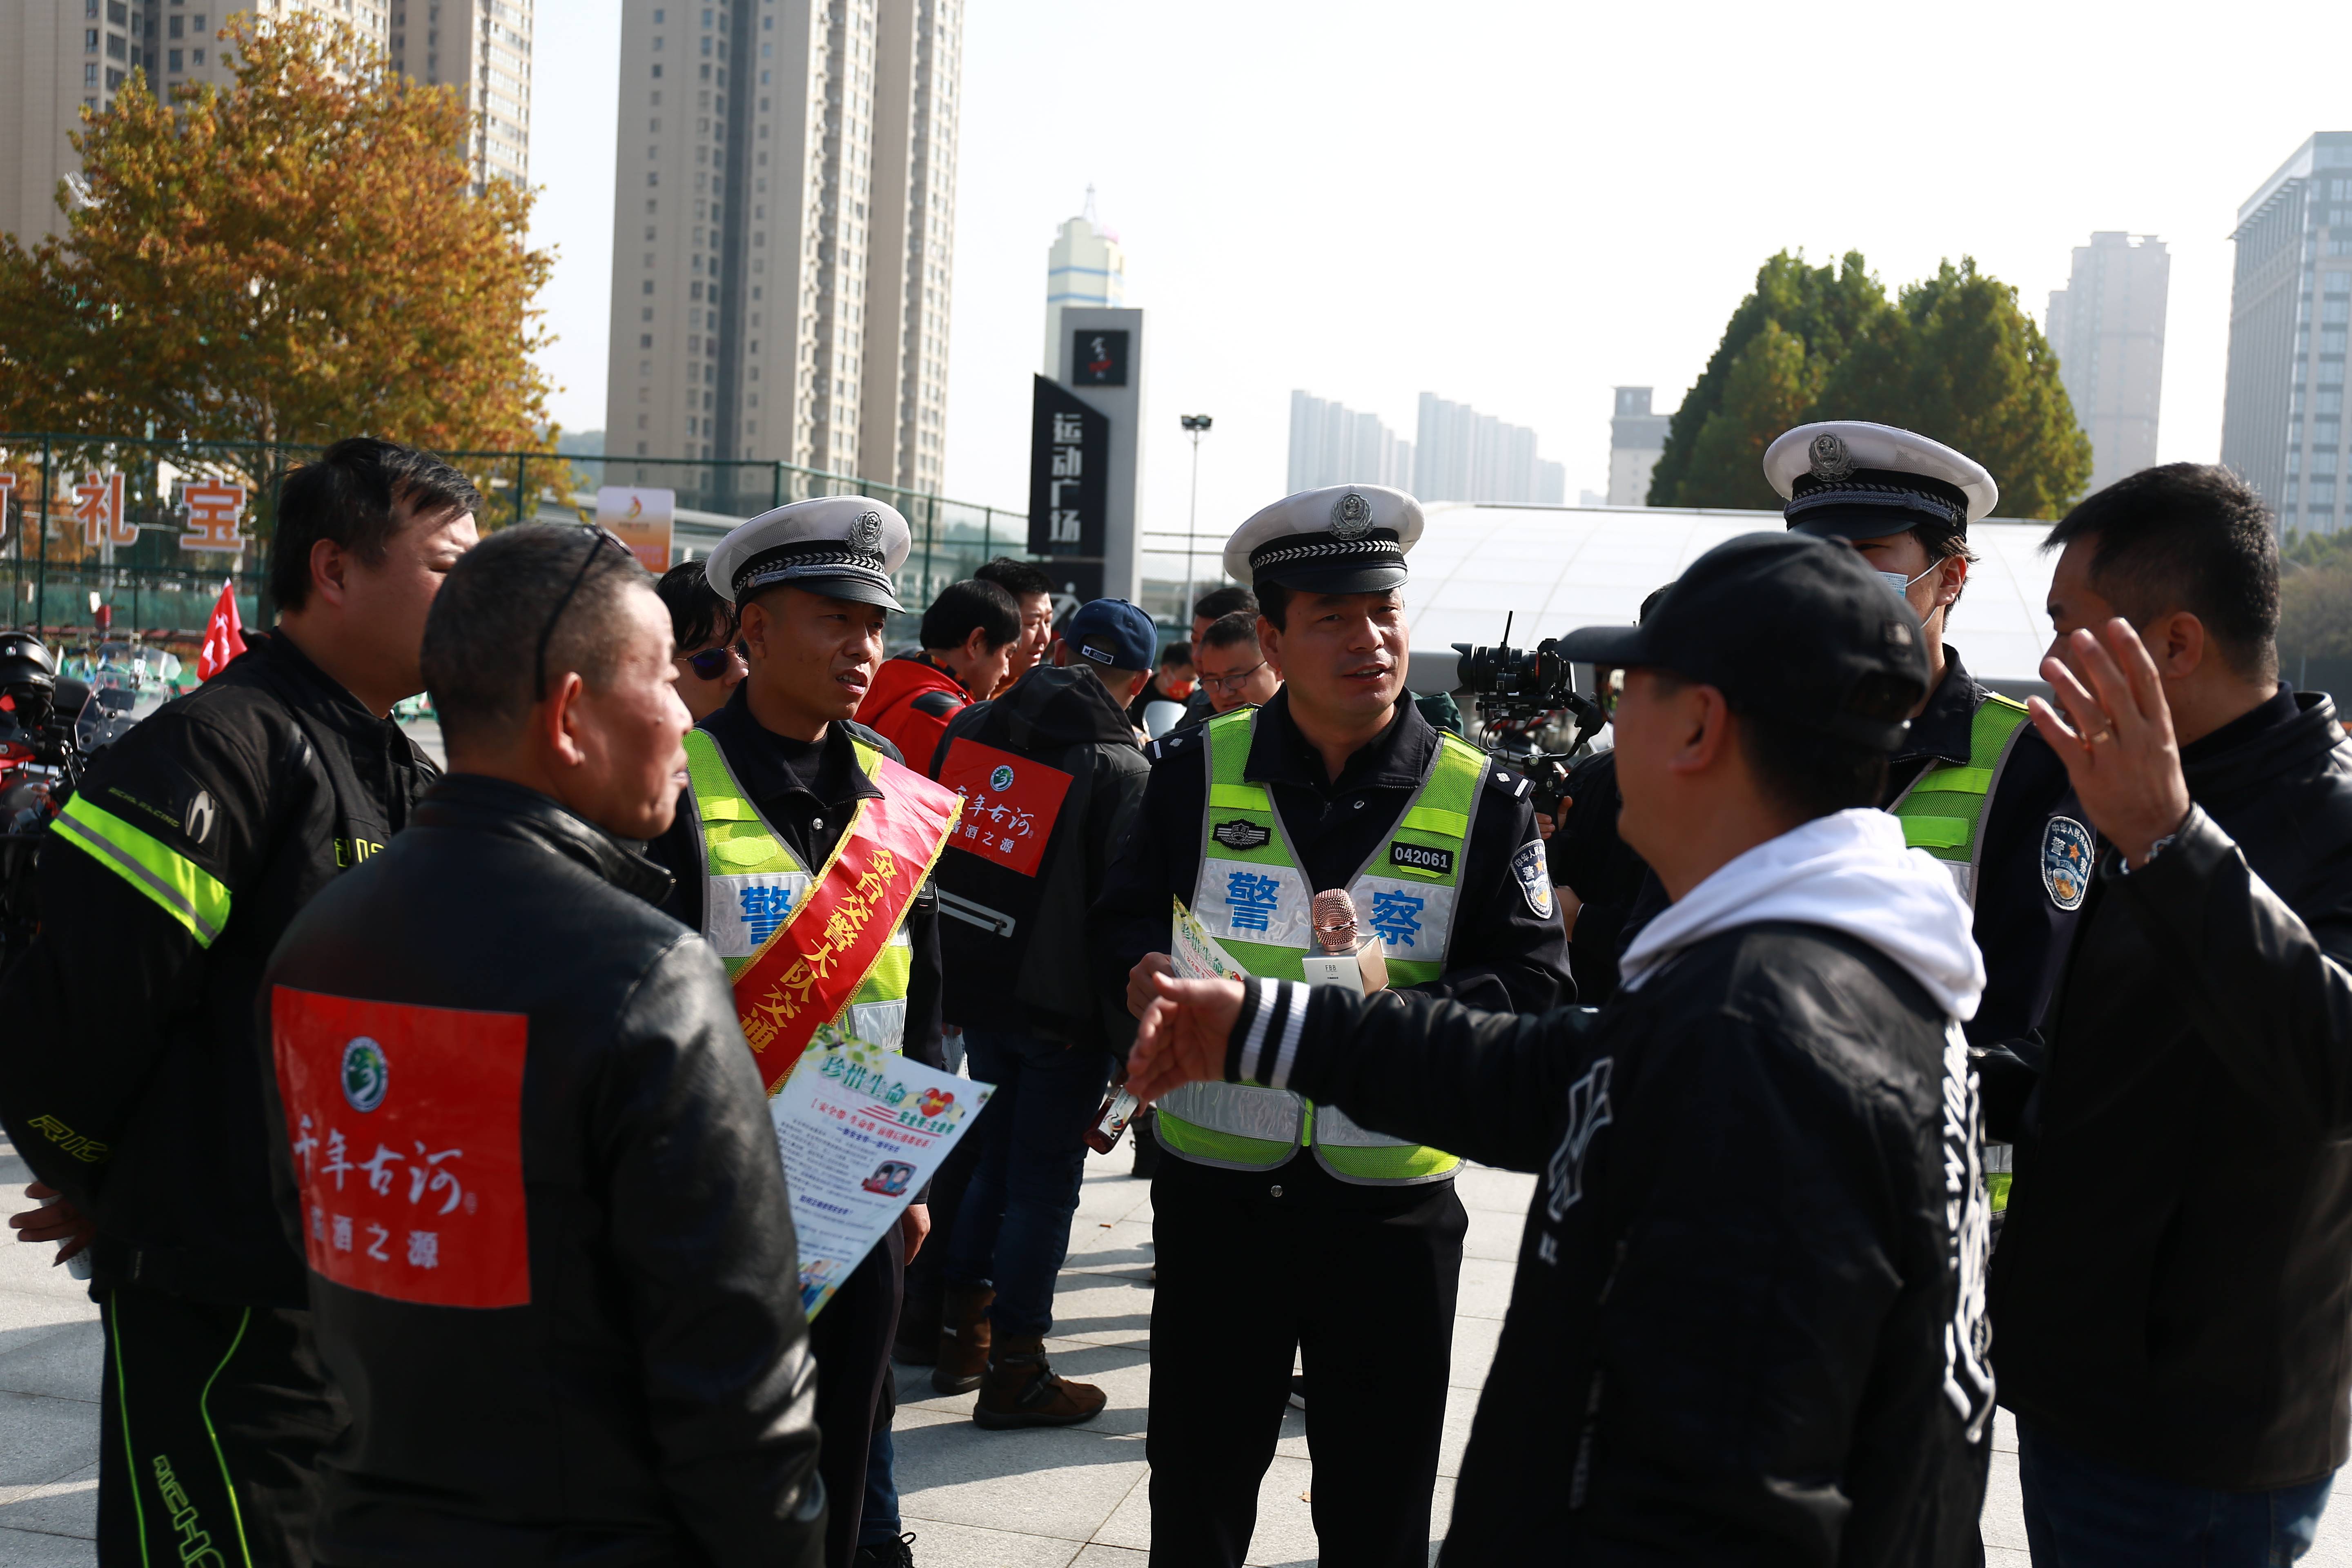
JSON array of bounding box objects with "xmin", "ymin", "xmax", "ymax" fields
[
  {"xmin": 680, "ymin": 640, "xmax": 748, "ymax": 681},
  {"xmin": 534, "ymin": 529, "xmax": 626, "ymax": 702}
]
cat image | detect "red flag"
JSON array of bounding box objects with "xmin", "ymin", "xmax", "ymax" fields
[{"xmin": 198, "ymin": 579, "xmax": 247, "ymax": 682}]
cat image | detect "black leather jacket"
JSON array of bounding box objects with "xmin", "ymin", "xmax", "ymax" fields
[
  {"xmin": 1988, "ymin": 688, "xmax": 2352, "ymax": 1489},
  {"xmin": 258, "ymin": 776, "xmax": 824, "ymax": 1567},
  {"xmin": 1219, "ymin": 923, "xmax": 1991, "ymax": 1566},
  {"xmin": 0, "ymin": 630, "xmax": 434, "ymax": 1305}
]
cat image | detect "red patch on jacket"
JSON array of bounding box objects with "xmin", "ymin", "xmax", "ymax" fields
[
  {"xmin": 271, "ymin": 987, "xmax": 531, "ymax": 1309},
  {"xmin": 935, "ymin": 737, "xmax": 1072, "ymax": 878}
]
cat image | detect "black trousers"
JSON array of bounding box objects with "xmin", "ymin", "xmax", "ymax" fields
[
  {"xmin": 808, "ymin": 1221, "xmax": 906, "ymax": 1568},
  {"xmin": 96, "ymin": 1280, "xmax": 343, "ymax": 1568},
  {"xmin": 1147, "ymin": 1152, "xmax": 1466, "ymax": 1568}
]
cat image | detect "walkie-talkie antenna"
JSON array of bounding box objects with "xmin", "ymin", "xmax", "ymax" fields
[{"xmin": 1501, "ymin": 611, "xmax": 1514, "ymax": 648}]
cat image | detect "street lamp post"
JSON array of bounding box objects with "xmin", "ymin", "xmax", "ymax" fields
[{"xmin": 1179, "ymin": 414, "xmax": 1212, "ymax": 626}]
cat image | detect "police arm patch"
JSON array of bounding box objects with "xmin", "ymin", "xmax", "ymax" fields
[{"xmin": 1512, "ymin": 838, "xmax": 1554, "ymax": 919}]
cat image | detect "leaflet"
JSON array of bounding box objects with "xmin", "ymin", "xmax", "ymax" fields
[
  {"xmin": 1171, "ymin": 896, "xmax": 1243, "ymax": 983},
  {"xmin": 769, "ymin": 1035, "xmax": 992, "ymax": 1317}
]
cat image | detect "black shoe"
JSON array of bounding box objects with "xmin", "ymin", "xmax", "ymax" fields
[{"xmin": 852, "ymin": 1531, "xmax": 917, "ymax": 1568}]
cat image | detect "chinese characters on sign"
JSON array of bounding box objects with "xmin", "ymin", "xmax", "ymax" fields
[
  {"xmin": 1369, "ymin": 889, "xmax": 1426, "ymax": 947},
  {"xmin": 180, "ymin": 481, "xmax": 249, "ymax": 554},
  {"xmin": 739, "ymin": 884, "xmax": 796, "ymax": 947},
  {"xmin": 1225, "ymin": 871, "xmax": 1284, "ymax": 934},
  {"xmin": 74, "ymin": 472, "xmax": 135, "ymax": 548},
  {"xmin": 1027, "ymin": 375, "xmax": 1108, "ymax": 563},
  {"xmin": 271, "ymin": 987, "xmax": 531, "ymax": 1310}
]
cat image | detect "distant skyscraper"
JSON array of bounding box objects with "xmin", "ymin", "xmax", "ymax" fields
[
  {"xmin": 2045, "ymin": 233, "xmax": 2168, "ymax": 496},
  {"xmin": 2223, "ymin": 131, "xmax": 2352, "ymax": 536},
  {"xmin": 391, "ymin": 1, "xmax": 535, "ymax": 194},
  {"xmin": 1607, "ymin": 386, "xmax": 1670, "ymax": 506},
  {"xmin": 1287, "ymin": 391, "xmax": 1412, "ymax": 493},
  {"xmin": 2, "ymin": 1, "xmax": 432, "ymax": 243},
  {"xmin": 1043, "ymin": 190, "xmax": 1122, "ymax": 372},
  {"xmin": 604, "ymin": 0, "xmax": 963, "ymax": 503},
  {"xmin": 1414, "ymin": 393, "xmax": 1563, "ymax": 505}
]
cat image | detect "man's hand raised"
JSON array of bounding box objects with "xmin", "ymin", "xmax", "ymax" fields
[
  {"xmin": 2027, "ymin": 618, "xmax": 2193, "ymax": 868},
  {"xmin": 1127, "ymin": 973, "xmax": 1247, "ymax": 1104}
]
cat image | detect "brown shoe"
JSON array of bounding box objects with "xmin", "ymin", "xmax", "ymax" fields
[
  {"xmin": 931, "ymin": 1281, "xmax": 993, "ymax": 1395},
  {"xmin": 972, "ymin": 1336, "xmax": 1107, "ymax": 1430}
]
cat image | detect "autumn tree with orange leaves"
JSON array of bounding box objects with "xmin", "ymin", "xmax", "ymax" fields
[{"xmin": 0, "ymin": 13, "xmax": 555, "ymax": 486}]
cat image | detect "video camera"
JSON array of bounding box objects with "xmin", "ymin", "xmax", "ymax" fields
[{"xmin": 1452, "ymin": 615, "xmax": 1609, "ymax": 817}]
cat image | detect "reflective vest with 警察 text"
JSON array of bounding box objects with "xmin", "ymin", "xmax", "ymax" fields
[
  {"xmin": 1156, "ymin": 706, "xmax": 1479, "ymax": 1185},
  {"xmin": 1888, "ymin": 692, "xmax": 2031, "ymax": 908},
  {"xmin": 682, "ymin": 727, "xmax": 917, "ymax": 1058}
]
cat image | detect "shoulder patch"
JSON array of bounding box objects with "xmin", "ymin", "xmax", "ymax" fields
[
  {"xmin": 2041, "ymin": 815, "xmax": 2093, "ymax": 910},
  {"xmin": 1511, "ymin": 838, "xmax": 1555, "ymax": 919},
  {"xmin": 910, "ymin": 690, "xmax": 963, "ymax": 719}
]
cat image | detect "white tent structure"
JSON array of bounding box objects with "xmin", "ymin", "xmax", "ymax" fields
[{"xmin": 1403, "ymin": 503, "xmax": 2061, "ymax": 696}]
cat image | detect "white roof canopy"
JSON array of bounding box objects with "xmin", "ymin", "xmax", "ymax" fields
[{"xmin": 1403, "ymin": 503, "xmax": 2060, "ymax": 692}]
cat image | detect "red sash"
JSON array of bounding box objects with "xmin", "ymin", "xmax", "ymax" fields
[{"xmin": 733, "ymin": 754, "xmax": 960, "ymax": 1094}]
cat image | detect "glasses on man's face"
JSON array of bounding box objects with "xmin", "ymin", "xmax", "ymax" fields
[
  {"xmin": 1597, "ymin": 667, "xmax": 1628, "ymax": 715},
  {"xmin": 533, "ymin": 529, "xmax": 625, "ymax": 702},
  {"xmin": 680, "ymin": 640, "xmax": 748, "ymax": 681},
  {"xmin": 1198, "ymin": 659, "xmax": 1267, "ymax": 695}
]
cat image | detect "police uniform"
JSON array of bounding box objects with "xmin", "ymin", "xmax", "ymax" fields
[
  {"xmin": 1090, "ymin": 485, "xmax": 1571, "ymax": 1568},
  {"xmin": 1766, "ymin": 422, "xmax": 2084, "ymax": 1209},
  {"xmin": 644, "ymin": 497, "xmax": 947, "ymax": 1568}
]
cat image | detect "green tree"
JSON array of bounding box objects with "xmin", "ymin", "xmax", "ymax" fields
[
  {"xmin": 1653, "ymin": 253, "xmax": 2093, "ymax": 519},
  {"xmin": 1648, "ymin": 251, "xmax": 1888, "ymax": 508},
  {"xmin": 0, "ymin": 13, "xmax": 555, "ymax": 488},
  {"xmin": 2280, "ymin": 561, "xmax": 2352, "ymax": 667},
  {"xmin": 1815, "ymin": 259, "xmax": 2089, "ymax": 519}
]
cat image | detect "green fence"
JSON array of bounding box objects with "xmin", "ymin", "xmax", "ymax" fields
[{"xmin": 0, "ymin": 434, "xmax": 1030, "ymax": 653}]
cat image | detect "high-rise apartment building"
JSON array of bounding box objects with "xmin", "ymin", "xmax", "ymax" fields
[
  {"xmin": 1287, "ymin": 390, "xmax": 1411, "ymax": 493},
  {"xmin": 604, "ymin": 0, "xmax": 963, "ymax": 507},
  {"xmin": 3, "ymin": 2, "xmax": 529, "ymax": 245},
  {"xmin": 1607, "ymin": 386, "xmax": 1670, "ymax": 506},
  {"xmin": 2222, "ymin": 131, "xmax": 2352, "ymax": 536},
  {"xmin": 391, "ymin": 3, "xmax": 534, "ymax": 193},
  {"xmin": 1414, "ymin": 393, "xmax": 1564, "ymax": 506},
  {"xmin": 1043, "ymin": 193, "xmax": 1122, "ymax": 373},
  {"xmin": 2045, "ymin": 232, "xmax": 2168, "ymax": 495}
]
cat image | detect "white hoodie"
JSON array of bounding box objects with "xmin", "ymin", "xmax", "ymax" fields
[{"xmin": 1617, "ymin": 808, "xmax": 1986, "ymax": 1021}]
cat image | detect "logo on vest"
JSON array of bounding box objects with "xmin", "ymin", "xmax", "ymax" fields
[
  {"xmin": 182, "ymin": 788, "xmax": 216, "ymax": 846},
  {"xmin": 989, "ymin": 763, "xmax": 1016, "ymax": 791},
  {"xmin": 2042, "ymin": 816, "xmax": 2093, "ymax": 911},
  {"xmin": 1213, "ymin": 819, "xmax": 1272, "ymax": 852},
  {"xmin": 1389, "ymin": 840, "xmax": 1454, "ymax": 877},
  {"xmin": 341, "ymin": 1036, "xmax": 389, "ymax": 1113},
  {"xmin": 1512, "ymin": 838, "xmax": 1554, "ymax": 919}
]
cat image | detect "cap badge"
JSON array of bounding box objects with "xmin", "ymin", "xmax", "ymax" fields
[
  {"xmin": 1808, "ymin": 433, "xmax": 1855, "ymax": 482},
  {"xmin": 1330, "ymin": 491, "xmax": 1373, "ymax": 541},
  {"xmin": 849, "ymin": 510, "xmax": 884, "ymax": 551}
]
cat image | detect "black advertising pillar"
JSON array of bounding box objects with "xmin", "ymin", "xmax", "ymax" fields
[{"xmin": 1027, "ymin": 375, "xmax": 1111, "ymax": 604}]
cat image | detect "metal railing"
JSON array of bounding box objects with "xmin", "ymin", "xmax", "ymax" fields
[{"xmin": 0, "ymin": 434, "xmax": 1029, "ymax": 650}]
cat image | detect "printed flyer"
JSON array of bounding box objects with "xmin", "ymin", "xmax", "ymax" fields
[
  {"xmin": 769, "ymin": 1033, "xmax": 992, "ymax": 1316},
  {"xmin": 1171, "ymin": 895, "xmax": 1243, "ymax": 983}
]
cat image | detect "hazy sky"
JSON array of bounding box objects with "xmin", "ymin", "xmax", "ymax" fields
[{"xmin": 532, "ymin": 0, "xmax": 2352, "ymax": 551}]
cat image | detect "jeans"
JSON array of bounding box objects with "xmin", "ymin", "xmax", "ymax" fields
[
  {"xmin": 2019, "ymin": 1417, "xmax": 2336, "ymax": 1566},
  {"xmin": 944, "ymin": 1027, "xmax": 1114, "ymax": 1338},
  {"xmin": 858, "ymin": 1421, "xmax": 900, "ymax": 1549}
]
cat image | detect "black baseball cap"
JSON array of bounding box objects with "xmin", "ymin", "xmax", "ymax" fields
[{"xmin": 1557, "ymin": 532, "xmax": 1929, "ymax": 749}]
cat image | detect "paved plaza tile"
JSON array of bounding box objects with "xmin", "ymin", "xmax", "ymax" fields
[{"xmin": 6, "ymin": 1136, "xmax": 2352, "ymax": 1565}]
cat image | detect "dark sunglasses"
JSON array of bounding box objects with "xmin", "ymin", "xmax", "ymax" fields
[
  {"xmin": 533, "ymin": 529, "xmax": 626, "ymax": 702},
  {"xmin": 681, "ymin": 640, "xmax": 748, "ymax": 680}
]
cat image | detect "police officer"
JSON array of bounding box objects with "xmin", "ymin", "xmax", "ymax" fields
[
  {"xmin": 1764, "ymin": 422, "xmax": 2082, "ymax": 1211},
  {"xmin": 645, "ymin": 496, "xmax": 956, "ymax": 1568},
  {"xmin": 1091, "ymin": 484, "xmax": 1570, "ymax": 1568},
  {"xmin": 0, "ymin": 437, "xmax": 478, "ymax": 1567}
]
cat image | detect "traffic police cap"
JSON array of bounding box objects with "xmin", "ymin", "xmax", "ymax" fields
[
  {"xmin": 706, "ymin": 495, "xmax": 912, "ymax": 612},
  {"xmin": 1557, "ymin": 532, "xmax": 1929, "ymax": 751},
  {"xmin": 1764, "ymin": 421, "xmax": 1998, "ymax": 541},
  {"xmin": 1221, "ymin": 484, "xmax": 1423, "ymax": 595}
]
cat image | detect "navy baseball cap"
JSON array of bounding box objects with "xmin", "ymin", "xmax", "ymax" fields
[
  {"xmin": 1557, "ymin": 532, "xmax": 1929, "ymax": 750},
  {"xmin": 1064, "ymin": 598, "xmax": 1156, "ymax": 673}
]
